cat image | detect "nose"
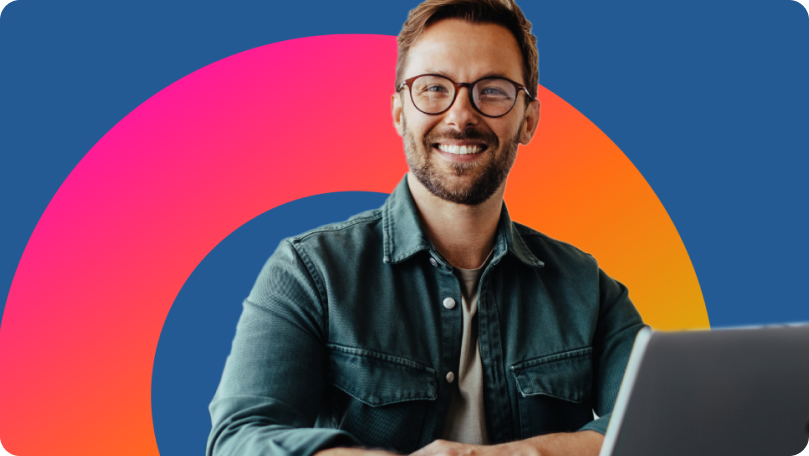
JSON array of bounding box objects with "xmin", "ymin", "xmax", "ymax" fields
[{"xmin": 443, "ymin": 87, "xmax": 479, "ymax": 129}]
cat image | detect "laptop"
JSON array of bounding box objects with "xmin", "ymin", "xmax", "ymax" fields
[{"xmin": 599, "ymin": 324, "xmax": 809, "ymax": 456}]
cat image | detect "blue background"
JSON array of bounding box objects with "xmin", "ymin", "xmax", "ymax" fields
[
  {"xmin": 1, "ymin": 0, "xmax": 807, "ymax": 454},
  {"xmin": 153, "ymin": 193, "xmax": 389, "ymax": 456}
]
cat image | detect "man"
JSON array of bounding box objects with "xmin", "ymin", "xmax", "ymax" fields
[{"xmin": 207, "ymin": 1, "xmax": 645, "ymax": 455}]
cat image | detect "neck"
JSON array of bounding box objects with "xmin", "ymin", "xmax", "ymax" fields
[{"xmin": 407, "ymin": 172, "xmax": 504, "ymax": 270}]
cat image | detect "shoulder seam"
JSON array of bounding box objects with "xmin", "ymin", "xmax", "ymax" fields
[
  {"xmin": 513, "ymin": 222, "xmax": 597, "ymax": 260},
  {"xmin": 287, "ymin": 240, "xmax": 330, "ymax": 325},
  {"xmin": 293, "ymin": 211, "xmax": 382, "ymax": 242}
]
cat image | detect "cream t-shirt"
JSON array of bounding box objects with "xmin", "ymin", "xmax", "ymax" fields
[{"xmin": 441, "ymin": 251, "xmax": 493, "ymax": 444}]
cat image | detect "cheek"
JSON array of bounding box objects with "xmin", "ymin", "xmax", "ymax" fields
[
  {"xmin": 404, "ymin": 117, "xmax": 436, "ymax": 143},
  {"xmin": 495, "ymin": 118, "xmax": 525, "ymax": 145}
]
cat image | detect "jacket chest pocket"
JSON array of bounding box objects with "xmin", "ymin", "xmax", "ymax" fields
[
  {"xmin": 510, "ymin": 347, "xmax": 594, "ymax": 439},
  {"xmin": 325, "ymin": 345, "xmax": 437, "ymax": 453}
]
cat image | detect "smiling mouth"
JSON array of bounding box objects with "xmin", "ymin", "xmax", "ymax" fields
[{"xmin": 433, "ymin": 144, "xmax": 488, "ymax": 155}]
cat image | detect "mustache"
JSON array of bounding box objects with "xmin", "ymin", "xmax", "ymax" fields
[{"xmin": 423, "ymin": 128, "xmax": 499, "ymax": 149}]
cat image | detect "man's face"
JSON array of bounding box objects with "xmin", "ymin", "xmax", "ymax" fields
[{"xmin": 392, "ymin": 19, "xmax": 540, "ymax": 206}]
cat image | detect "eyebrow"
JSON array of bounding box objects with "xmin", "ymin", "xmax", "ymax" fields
[{"xmin": 421, "ymin": 69, "xmax": 513, "ymax": 81}]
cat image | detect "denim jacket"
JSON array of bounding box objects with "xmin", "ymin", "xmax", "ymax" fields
[{"xmin": 207, "ymin": 175, "xmax": 646, "ymax": 456}]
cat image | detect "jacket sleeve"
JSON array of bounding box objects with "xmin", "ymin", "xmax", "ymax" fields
[
  {"xmin": 578, "ymin": 267, "xmax": 647, "ymax": 435},
  {"xmin": 207, "ymin": 240, "xmax": 361, "ymax": 456}
]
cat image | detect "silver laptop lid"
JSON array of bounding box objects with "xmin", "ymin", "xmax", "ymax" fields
[{"xmin": 600, "ymin": 324, "xmax": 809, "ymax": 456}]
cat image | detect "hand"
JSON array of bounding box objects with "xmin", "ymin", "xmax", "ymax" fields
[
  {"xmin": 314, "ymin": 447, "xmax": 400, "ymax": 456},
  {"xmin": 410, "ymin": 439, "xmax": 488, "ymax": 456},
  {"xmin": 410, "ymin": 431, "xmax": 604, "ymax": 456}
]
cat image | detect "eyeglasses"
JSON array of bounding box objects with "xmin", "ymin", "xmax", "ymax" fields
[{"xmin": 398, "ymin": 74, "xmax": 534, "ymax": 118}]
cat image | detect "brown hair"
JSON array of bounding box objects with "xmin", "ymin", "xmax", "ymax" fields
[{"xmin": 396, "ymin": 0, "xmax": 539, "ymax": 99}]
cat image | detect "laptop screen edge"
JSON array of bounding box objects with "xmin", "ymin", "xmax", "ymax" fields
[{"xmin": 598, "ymin": 326, "xmax": 654, "ymax": 456}]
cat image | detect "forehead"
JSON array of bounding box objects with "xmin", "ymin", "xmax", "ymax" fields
[{"xmin": 406, "ymin": 19, "xmax": 524, "ymax": 83}]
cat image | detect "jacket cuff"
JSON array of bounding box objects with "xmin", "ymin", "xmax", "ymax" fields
[
  {"xmin": 577, "ymin": 412, "xmax": 611, "ymax": 435},
  {"xmin": 268, "ymin": 428, "xmax": 363, "ymax": 456}
]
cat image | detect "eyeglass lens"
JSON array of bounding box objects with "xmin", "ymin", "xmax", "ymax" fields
[{"xmin": 410, "ymin": 75, "xmax": 518, "ymax": 117}]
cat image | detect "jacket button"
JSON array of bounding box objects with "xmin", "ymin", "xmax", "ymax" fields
[
  {"xmin": 443, "ymin": 297, "xmax": 456, "ymax": 309},
  {"xmin": 446, "ymin": 371, "xmax": 455, "ymax": 383},
  {"xmin": 429, "ymin": 258, "xmax": 438, "ymax": 267}
]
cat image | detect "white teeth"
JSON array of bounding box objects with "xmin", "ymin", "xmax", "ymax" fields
[{"xmin": 438, "ymin": 144, "xmax": 482, "ymax": 155}]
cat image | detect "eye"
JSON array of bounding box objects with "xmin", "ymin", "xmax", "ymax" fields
[
  {"xmin": 479, "ymin": 87, "xmax": 510, "ymax": 97},
  {"xmin": 481, "ymin": 87, "xmax": 506, "ymax": 95},
  {"xmin": 423, "ymin": 85, "xmax": 450, "ymax": 93}
]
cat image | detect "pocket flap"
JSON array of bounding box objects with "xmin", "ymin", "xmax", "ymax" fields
[
  {"xmin": 327, "ymin": 344, "xmax": 437, "ymax": 407},
  {"xmin": 510, "ymin": 347, "xmax": 592, "ymax": 403}
]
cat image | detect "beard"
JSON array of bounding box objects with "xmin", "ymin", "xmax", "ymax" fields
[{"xmin": 402, "ymin": 113, "xmax": 521, "ymax": 206}]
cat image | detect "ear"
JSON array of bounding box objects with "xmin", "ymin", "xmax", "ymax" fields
[
  {"xmin": 519, "ymin": 98, "xmax": 541, "ymax": 145},
  {"xmin": 392, "ymin": 92, "xmax": 404, "ymax": 137}
]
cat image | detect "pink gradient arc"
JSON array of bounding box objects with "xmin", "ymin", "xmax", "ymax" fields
[{"xmin": 0, "ymin": 34, "xmax": 706, "ymax": 456}]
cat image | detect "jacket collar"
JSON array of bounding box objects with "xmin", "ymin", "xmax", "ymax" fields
[{"xmin": 382, "ymin": 174, "xmax": 544, "ymax": 268}]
